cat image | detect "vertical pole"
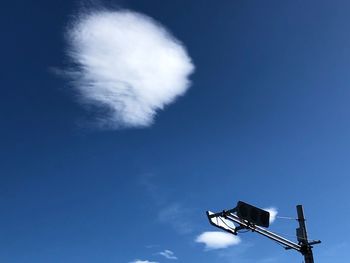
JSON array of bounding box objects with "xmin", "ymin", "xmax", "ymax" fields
[{"xmin": 296, "ymin": 205, "xmax": 314, "ymax": 263}]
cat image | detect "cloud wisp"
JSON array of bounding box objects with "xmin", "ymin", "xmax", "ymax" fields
[
  {"xmin": 157, "ymin": 203, "xmax": 194, "ymax": 234},
  {"xmin": 158, "ymin": 249, "xmax": 178, "ymax": 260},
  {"xmin": 130, "ymin": 260, "xmax": 158, "ymax": 263},
  {"xmin": 195, "ymin": 231, "xmax": 241, "ymax": 250},
  {"xmin": 65, "ymin": 9, "xmax": 194, "ymax": 129}
]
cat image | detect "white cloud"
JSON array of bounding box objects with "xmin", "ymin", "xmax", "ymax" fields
[
  {"xmin": 130, "ymin": 260, "xmax": 158, "ymax": 263},
  {"xmin": 196, "ymin": 231, "xmax": 241, "ymax": 250},
  {"xmin": 264, "ymin": 207, "xmax": 278, "ymax": 224},
  {"xmin": 65, "ymin": 9, "xmax": 194, "ymax": 129},
  {"xmin": 158, "ymin": 249, "xmax": 178, "ymax": 260}
]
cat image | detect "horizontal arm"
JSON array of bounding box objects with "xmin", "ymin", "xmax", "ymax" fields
[{"xmin": 207, "ymin": 210, "xmax": 301, "ymax": 252}]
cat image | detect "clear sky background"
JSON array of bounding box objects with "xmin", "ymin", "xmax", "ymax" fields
[{"xmin": 1, "ymin": 0, "xmax": 350, "ymax": 262}]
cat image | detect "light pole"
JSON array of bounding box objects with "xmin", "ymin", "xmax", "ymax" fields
[{"xmin": 207, "ymin": 201, "xmax": 321, "ymax": 262}]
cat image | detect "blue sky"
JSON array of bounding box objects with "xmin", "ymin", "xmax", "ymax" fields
[{"xmin": 1, "ymin": 0, "xmax": 350, "ymax": 262}]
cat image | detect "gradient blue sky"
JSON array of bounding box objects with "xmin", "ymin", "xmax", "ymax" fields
[{"xmin": 1, "ymin": 0, "xmax": 350, "ymax": 262}]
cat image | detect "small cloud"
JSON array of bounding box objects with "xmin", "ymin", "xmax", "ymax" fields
[
  {"xmin": 264, "ymin": 207, "xmax": 278, "ymax": 224},
  {"xmin": 64, "ymin": 9, "xmax": 194, "ymax": 129},
  {"xmin": 130, "ymin": 260, "xmax": 158, "ymax": 263},
  {"xmin": 158, "ymin": 249, "xmax": 178, "ymax": 260},
  {"xmin": 195, "ymin": 231, "xmax": 241, "ymax": 250}
]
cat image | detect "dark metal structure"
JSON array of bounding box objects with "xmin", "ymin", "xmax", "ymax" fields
[{"xmin": 207, "ymin": 201, "xmax": 320, "ymax": 263}]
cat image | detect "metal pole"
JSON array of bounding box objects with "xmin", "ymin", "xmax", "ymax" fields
[{"xmin": 296, "ymin": 205, "xmax": 314, "ymax": 263}]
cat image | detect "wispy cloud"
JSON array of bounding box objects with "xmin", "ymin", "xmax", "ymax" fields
[
  {"xmin": 145, "ymin": 244, "xmax": 160, "ymax": 249},
  {"xmin": 140, "ymin": 174, "xmax": 166, "ymax": 207},
  {"xmin": 65, "ymin": 9, "xmax": 194, "ymax": 129},
  {"xmin": 264, "ymin": 207, "xmax": 278, "ymax": 224},
  {"xmin": 158, "ymin": 203, "xmax": 193, "ymax": 234},
  {"xmin": 139, "ymin": 175, "xmax": 195, "ymax": 235},
  {"xmin": 195, "ymin": 231, "xmax": 241, "ymax": 250},
  {"xmin": 158, "ymin": 249, "xmax": 178, "ymax": 260},
  {"xmin": 130, "ymin": 260, "xmax": 158, "ymax": 263}
]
